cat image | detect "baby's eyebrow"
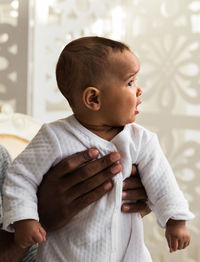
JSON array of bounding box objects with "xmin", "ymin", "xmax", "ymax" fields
[{"xmin": 124, "ymin": 71, "xmax": 139, "ymax": 81}]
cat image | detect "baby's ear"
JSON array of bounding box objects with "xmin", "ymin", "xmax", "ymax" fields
[{"xmin": 82, "ymin": 87, "xmax": 101, "ymax": 111}]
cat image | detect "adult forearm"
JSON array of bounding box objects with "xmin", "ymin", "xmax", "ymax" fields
[{"xmin": 0, "ymin": 230, "xmax": 27, "ymax": 262}]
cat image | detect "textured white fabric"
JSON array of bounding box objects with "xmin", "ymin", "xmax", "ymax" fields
[
  {"xmin": 2, "ymin": 115, "xmax": 194, "ymax": 262},
  {"xmin": 0, "ymin": 146, "xmax": 37, "ymax": 262}
]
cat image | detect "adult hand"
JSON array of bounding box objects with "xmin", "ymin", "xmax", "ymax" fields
[
  {"xmin": 122, "ymin": 165, "xmax": 151, "ymax": 217},
  {"xmin": 37, "ymin": 148, "xmax": 122, "ymax": 231},
  {"xmin": 0, "ymin": 149, "xmax": 151, "ymax": 262},
  {"xmin": 37, "ymin": 149, "xmax": 151, "ymax": 232}
]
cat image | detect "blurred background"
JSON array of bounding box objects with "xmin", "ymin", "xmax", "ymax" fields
[{"xmin": 0, "ymin": 0, "xmax": 200, "ymax": 261}]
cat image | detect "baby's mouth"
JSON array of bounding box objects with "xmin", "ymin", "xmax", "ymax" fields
[
  {"xmin": 135, "ymin": 107, "xmax": 139, "ymax": 114},
  {"xmin": 135, "ymin": 100, "xmax": 142, "ymax": 114}
]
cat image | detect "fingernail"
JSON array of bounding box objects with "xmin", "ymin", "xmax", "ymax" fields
[
  {"xmin": 122, "ymin": 192, "xmax": 127, "ymax": 199},
  {"xmin": 122, "ymin": 205, "xmax": 130, "ymax": 212},
  {"xmin": 88, "ymin": 149, "xmax": 99, "ymax": 158},
  {"xmin": 111, "ymin": 164, "xmax": 121, "ymax": 174},
  {"xmin": 122, "ymin": 181, "xmax": 126, "ymax": 188},
  {"xmin": 104, "ymin": 182, "xmax": 113, "ymax": 191},
  {"xmin": 110, "ymin": 152, "xmax": 120, "ymax": 162}
]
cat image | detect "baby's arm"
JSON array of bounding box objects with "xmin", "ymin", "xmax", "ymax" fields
[
  {"xmin": 13, "ymin": 219, "xmax": 46, "ymax": 248},
  {"xmin": 165, "ymin": 219, "xmax": 190, "ymax": 253},
  {"xmin": 3, "ymin": 124, "xmax": 62, "ymax": 233}
]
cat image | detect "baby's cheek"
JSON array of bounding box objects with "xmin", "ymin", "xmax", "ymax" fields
[{"xmin": 129, "ymin": 96, "xmax": 136, "ymax": 108}]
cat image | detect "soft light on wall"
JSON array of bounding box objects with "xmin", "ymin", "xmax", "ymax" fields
[{"xmin": 0, "ymin": 1, "xmax": 200, "ymax": 261}]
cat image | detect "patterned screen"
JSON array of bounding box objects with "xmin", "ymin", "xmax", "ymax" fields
[
  {"xmin": 0, "ymin": 0, "xmax": 200, "ymax": 261},
  {"xmin": 0, "ymin": 0, "xmax": 29, "ymax": 113}
]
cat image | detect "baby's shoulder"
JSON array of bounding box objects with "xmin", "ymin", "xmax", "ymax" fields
[
  {"xmin": 127, "ymin": 122, "xmax": 155, "ymax": 144},
  {"xmin": 42, "ymin": 115, "xmax": 74, "ymax": 134}
]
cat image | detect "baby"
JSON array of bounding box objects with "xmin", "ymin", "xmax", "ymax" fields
[{"xmin": 3, "ymin": 37, "xmax": 194, "ymax": 262}]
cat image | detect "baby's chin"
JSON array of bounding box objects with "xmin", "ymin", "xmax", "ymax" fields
[
  {"xmin": 126, "ymin": 120, "xmax": 136, "ymax": 125},
  {"xmin": 115, "ymin": 118, "xmax": 136, "ymax": 127},
  {"xmin": 125, "ymin": 116, "xmax": 137, "ymax": 125}
]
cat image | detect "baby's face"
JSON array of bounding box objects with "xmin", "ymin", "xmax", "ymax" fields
[{"xmin": 99, "ymin": 49, "xmax": 142, "ymax": 127}]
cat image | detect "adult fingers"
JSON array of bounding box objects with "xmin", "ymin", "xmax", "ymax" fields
[
  {"xmin": 130, "ymin": 165, "xmax": 138, "ymax": 176},
  {"xmin": 68, "ymin": 180, "xmax": 114, "ymax": 217},
  {"xmin": 66, "ymin": 163, "xmax": 122, "ymax": 202},
  {"xmin": 123, "ymin": 175, "xmax": 143, "ymax": 191},
  {"xmin": 122, "ymin": 188, "xmax": 147, "ymax": 201},
  {"xmin": 43, "ymin": 179, "xmax": 112, "ymax": 232},
  {"xmin": 46, "ymin": 148, "xmax": 100, "ymax": 179},
  {"xmin": 121, "ymin": 201, "xmax": 148, "ymax": 213},
  {"xmin": 62, "ymin": 152, "xmax": 121, "ymax": 189},
  {"xmin": 140, "ymin": 205, "xmax": 152, "ymax": 218}
]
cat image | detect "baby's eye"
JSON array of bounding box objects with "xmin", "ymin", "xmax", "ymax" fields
[{"xmin": 127, "ymin": 80, "xmax": 133, "ymax": 87}]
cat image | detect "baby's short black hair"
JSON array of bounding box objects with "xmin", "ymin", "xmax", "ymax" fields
[{"xmin": 56, "ymin": 36, "xmax": 130, "ymax": 105}]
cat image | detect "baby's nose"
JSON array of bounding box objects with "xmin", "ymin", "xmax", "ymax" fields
[{"xmin": 137, "ymin": 87, "xmax": 142, "ymax": 97}]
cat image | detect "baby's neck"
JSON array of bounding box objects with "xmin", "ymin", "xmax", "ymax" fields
[{"xmin": 75, "ymin": 116, "xmax": 123, "ymax": 141}]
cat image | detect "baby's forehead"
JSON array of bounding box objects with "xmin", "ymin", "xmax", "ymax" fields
[{"xmin": 107, "ymin": 50, "xmax": 140, "ymax": 78}]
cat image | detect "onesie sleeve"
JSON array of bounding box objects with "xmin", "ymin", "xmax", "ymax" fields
[
  {"xmin": 2, "ymin": 123, "xmax": 62, "ymax": 232},
  {"xmin": 136, "ymin": 133, "xmax": 194, "ymax": 228}
]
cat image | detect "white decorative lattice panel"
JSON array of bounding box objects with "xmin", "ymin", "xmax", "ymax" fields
[
  {"xmin": 0, "ymin": 0, "xmax": 200, "ymax": 261},
  {"xmin": 0, "ymin": 0, "xmax": 29, "ymax": 113}
]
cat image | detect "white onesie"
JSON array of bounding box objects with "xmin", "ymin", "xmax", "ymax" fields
[{"xmin": 3, "ymin": 115, "xmax": 194, "ymax": 262}]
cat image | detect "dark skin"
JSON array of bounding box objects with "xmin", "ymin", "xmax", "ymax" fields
[{"xmin": 0, "ymin": 148, "xmax": 150, "ymax": 262}]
